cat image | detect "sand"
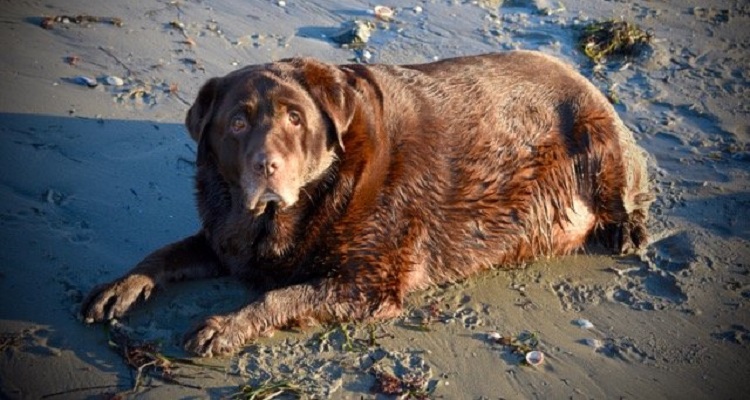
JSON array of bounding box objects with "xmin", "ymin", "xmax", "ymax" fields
[{"xmin": 0, "ymin": 0, "xmax": 748, "ymax": 398}]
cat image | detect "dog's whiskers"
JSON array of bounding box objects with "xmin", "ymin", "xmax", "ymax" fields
[{"xmin": 301, "ymin": 188, "xmax": 314, "ymax": 203}]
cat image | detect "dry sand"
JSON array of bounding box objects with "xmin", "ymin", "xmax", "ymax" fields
[{"xmin": 1, "ymin": 0, "xmax": 748, "ymax": 398}]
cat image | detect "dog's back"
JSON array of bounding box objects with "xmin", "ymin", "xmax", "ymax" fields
[{"xmin": 346, "ymin": 52, "xmax": 652, "ymax": 290}]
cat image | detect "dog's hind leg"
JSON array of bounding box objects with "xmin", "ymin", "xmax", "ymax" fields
[{"xmin": 575, "ymin": 112, "xmax": 654, "ymax": 254}]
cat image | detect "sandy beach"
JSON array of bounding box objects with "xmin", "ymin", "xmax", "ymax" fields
[{"xmin": 1, "ymin": 0, "xmax": 748, "ymax": 398}]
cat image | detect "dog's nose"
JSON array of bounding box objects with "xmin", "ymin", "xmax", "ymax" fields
[{"xmin": 253, "ymin": 153, "xmax": 282, "ymax": 176}]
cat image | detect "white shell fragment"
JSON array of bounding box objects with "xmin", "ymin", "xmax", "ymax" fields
[
  {"xmin": 104, "ymin": 75, "xmax": 124, "ymax": 86},
  {"xmin": 330, "ymin": 20, "xmax": 375, "ymax": 47},
  {"xmin": 74, "ymin": 75, "xmax": 98, "ymax": 88},
  {"xmin": 583, "ymin": 338, "xmax": 602, "ymax": 349},
  {"xmin": 609, "ymin": 266, "xmax": 640, "ymax": 276},
  {"xmin": 374, "ymin": 5, "xmax": 394, "ymax": 21},
  {"xmin": 487, "ymin": 331, "xmax": 502, "ymax": 341},
  {"xmin": 574, "ymin": 318, "xmax": 594, "ymax": 329},
  {"xmin": 525, "ymin": 350, "xmax": 545, "ymax": 366},
  {"xmin": 414, "ymin": 6, "xmax": 423, "ymax": 13}
]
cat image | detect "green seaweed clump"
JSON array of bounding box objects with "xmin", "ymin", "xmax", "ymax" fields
[
  {"xmin": 579, "ymin": 19, "xmax": 652, "ymax": 63},
  {"xmin": 233, "ymin": 379, "xmax": 302, "ymax": 400}
]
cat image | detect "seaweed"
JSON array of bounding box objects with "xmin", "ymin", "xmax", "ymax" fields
[
  {"xmin": 489, "ymin": 330, "xmax": 543, "ymax": 366},
  {"xmin": 0, "ymin": 331, "xmax": 25, "ymax": 352},
  {"xmin": 579, "ymin": 19, "xmax": 652, "ymax": 63},
  {"xmin": 106, "ymin": 321, "xmax": 228, "ymax": 393},
  {"xmin": 40, "ymin": 15, "xmax": 123, "ymax": 29},
  {"xmin": 232, "ymin": 379, "xmax": 303, "ymax": 400},
  {"xmin": 370, "ymin": 368, "xmax": 433, "ymax": 399}
]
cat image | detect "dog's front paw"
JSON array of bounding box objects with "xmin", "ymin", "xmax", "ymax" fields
[
  {"xmin": 80, "ymin": 274, "xmax": 156, "ymax": 323},
  {"xmin": 183, "ymin": 315, "xmax": 250, "ymax": 357}
]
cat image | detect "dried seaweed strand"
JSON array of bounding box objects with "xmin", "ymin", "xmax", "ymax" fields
[
  {"xmin": 41, "ymin": 385, "xmax": 124, "ymax": 399},
  {"xmin": 40, "ymin": 15, "xmax": 123, "ymax": 29},
  {"xmin": 233, "ymin": 379, "xmax": 302, "ymax": 400}
]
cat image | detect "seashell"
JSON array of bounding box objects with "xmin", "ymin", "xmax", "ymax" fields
[
  {"xmin": 414, "ymin": 6, "xmax": 423, "ymax": 13},
  {"xmin": 574, "ymin": 318, "xmax": 594, "ymax": 329},
  {"xmin": 374, "ymin": 5, "xmax": 394, "ymax": 21},
  {"xmin": 74, "ymin": 75, "xmax": 98, "ymax": 88},
  {"xmin": 525, "ymin": 350, "xmax": 544, "ymax": 366},
  {"xmin": 583, "ymin": 338, "xmax": 602, "ymax": 348},
  {"xmin": 487, "ymin": 331, "xmax": 502, "ymax": 341},
  {"xmin": 104, "ymin": 75, "xmax": 124, "ymax": 86},
  {"xmin": 330, "ymin": 20, "xmax": 375, "ymax": 47}
]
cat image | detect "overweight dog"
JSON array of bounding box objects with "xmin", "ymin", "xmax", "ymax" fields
[{"xmin": 81, "ymin": 51, "xmax": 653, "ymax": 357}]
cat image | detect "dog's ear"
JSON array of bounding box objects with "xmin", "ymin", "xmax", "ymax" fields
[
  {"xmin": 185, "ymin": 77, "xmax": 221, "ymax": 142},
  {"xmin": 290, "ymin": 59, "xmax": 356, "ymax": 151}
]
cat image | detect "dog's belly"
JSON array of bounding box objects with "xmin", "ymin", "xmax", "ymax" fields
[{"xmin": 552, "ymin": 194, "xmax": 596, "ymax": 252}]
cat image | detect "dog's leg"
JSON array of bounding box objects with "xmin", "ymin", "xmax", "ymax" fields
[
  {"xmin": 183, "ymin": 275, "xmax": 403, "ymax": 357},
  {"xmin": 579, "ymin": 115, "xmax": 654, "ymax": 254},
  {"xmin": 612, "ymin": 131, "xmax": 653, "ymax": 254},
  {"xmin": 80, "ymin": 232, "xmax": 224, "ymax": 323}
]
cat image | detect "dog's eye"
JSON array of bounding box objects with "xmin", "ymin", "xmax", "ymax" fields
[
  {"xmin": 288, "ymin": 110, "xmax": 302, "ymax": 127},
  {"xmin": 229, "ymin": 115, "xmax": 248, "ymax": 134}
]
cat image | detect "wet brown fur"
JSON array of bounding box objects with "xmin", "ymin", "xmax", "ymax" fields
[{"xmin": 81, "ymin": 51, "xmax": 653, "ymax": 357}]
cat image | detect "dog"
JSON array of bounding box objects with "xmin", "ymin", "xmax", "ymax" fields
[{"xmin": 81, "ymin": 51, "xmax": 653, "ymax": 357}]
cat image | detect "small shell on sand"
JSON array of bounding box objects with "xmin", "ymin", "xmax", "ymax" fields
[
  {"xmin": 104, "ymin": 76, "xmax": 124, "ymax": 86},
  {"xmin": 574, "ymin": 318, "xmax": 594, "ymax": 329},
  {"xmin": 74, "ymin": 75, "xmax": 98, "ymax": 88},
  {"xmin": 487, "ymin": 331, "xmax": 502, "ymax": 341},
  {"xmin": 583, "ymin": 338, "xmax": 603, "ymax": 348},
  {"xmin": 374, "ymin": 5, "xmax": 394, "ymax": 21},
  {"xmin": 525, "ymin": 350, "xmax": 545, "ymax": 366}
]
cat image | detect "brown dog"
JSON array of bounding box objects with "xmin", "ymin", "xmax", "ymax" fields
[{"xmin": 81, "ymin": 51, "xmax": 652, "ymax": 357}]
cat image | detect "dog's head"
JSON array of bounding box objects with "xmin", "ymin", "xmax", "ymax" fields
[{"xmin": 186, "ymin": 58, "xmax": 357, "ymax": 215}]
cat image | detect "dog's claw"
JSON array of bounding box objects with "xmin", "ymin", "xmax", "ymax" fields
[
  {"xmin": 80, "ymin": 275, "xmax": 155, "ymax": 323},
  {"xmin": 183, "ymin": 315, "xmax": 247, "ymax": 357}
]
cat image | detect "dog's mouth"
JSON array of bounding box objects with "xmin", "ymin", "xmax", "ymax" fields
[
  {"xmin": 245, "ymin": 188, "xmax": 297, "ymax": 216},
  {"xmin": 259, "ymin": 191, "xmax": 283, "ymax": 205}
]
